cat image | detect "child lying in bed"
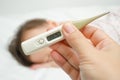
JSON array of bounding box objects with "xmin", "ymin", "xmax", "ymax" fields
[
  {"xmin": 8, "ymin": 19, "xmax": 59, "ymax": 69},
  {"xmin": 8, "ymin": 12, "xmax": 120, "ymax": 71}
]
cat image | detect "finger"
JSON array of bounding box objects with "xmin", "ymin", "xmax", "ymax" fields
[
  {"xmin": 62, "ymin": 40, "xmax": 70, "ymax": 47},
  {"xmin": 51, "ymin": 42, "xmax": 80, "ymax": 70},
  {"xmin": 51, "ymin": 51, "xmax": 80, "ymax": 80},
  {"xmin": 81, "ymin": 26, "xmax": 112, "ymax": 46},
  {"xmin": 62, "ymin": 23, "xmax": 95, "ymax": 55}
]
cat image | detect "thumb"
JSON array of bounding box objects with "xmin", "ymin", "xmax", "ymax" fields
[{"xmin": 62, "ymin": 23, "xmax": 95, "ymax": 55}]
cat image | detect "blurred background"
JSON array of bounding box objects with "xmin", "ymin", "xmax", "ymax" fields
[
  {"xmin": 0, "ymin": 0, "xmax": 120, "ymax": 80},
  {"xmin": 0, "ymin": 0, "xmax": 120, "ymax": 16}
]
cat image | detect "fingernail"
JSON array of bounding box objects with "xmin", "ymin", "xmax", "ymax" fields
[{"xmin": 63, "ymin": 23, "xmax": 75, "ymax": 33}]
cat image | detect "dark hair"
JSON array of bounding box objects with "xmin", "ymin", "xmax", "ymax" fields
[{"xmin": 8, "ymin": 19, "xmax": 47, "ymax": 66}]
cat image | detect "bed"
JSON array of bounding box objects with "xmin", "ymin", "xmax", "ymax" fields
[{"xmin": 0, "ymin": 6, "xmax": 120, "ymax": 80}]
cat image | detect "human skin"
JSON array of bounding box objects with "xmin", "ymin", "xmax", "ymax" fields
[
  {"xmin": 51, "ymin": 23, "xmax": 120, "ymax": 80},
  {"xmin": 21, "ymin": 20, "xmax": 59, "ymax": 69}
]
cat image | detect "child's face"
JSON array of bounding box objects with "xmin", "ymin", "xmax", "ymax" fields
[{"xmin": 22, "ymin": 21, "xmax": 59, "ymax": 67}]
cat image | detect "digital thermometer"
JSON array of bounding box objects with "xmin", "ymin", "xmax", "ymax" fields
[{"xmin": 21, "ymin": 12, "xmax": 109, "ymax": 55}]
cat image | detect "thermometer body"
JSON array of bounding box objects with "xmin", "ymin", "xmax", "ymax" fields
[
  {"xmin": 21, "ymin": 12, "xmax": 109, "ymax": 55},
  {"xmin": 22, "ymin": 25, "xmax": 64, "ymax": 55}
]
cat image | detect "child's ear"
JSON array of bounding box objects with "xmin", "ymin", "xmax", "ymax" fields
[{"xmin": 47, "ymin": 20, "xmax": 59, "ymax": 26}]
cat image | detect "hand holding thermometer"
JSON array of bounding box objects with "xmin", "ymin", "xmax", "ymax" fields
[{"xmin": 21, "ymin": 12, "xmax": 109, "ymax": 55}]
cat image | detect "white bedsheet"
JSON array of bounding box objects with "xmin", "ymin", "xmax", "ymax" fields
[
  {"xmin": 90, "ymin": 9, "xmax": 120, "ymax": 44},
  {"xmin": 0, "ymin": 7, "xmax": 120, "ymax": 80}
]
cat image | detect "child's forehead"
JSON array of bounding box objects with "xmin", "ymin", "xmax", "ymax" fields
[
  {"xmin": 21, "ymin": 24, "xmax": 51, "ymax": 41},
  {"xmin": 25, "ymin": 24, "xmax": 49, "ymax": 31},
  {"xmin": 25, "ymin": 26, "xmax": 47, "ymax": 35},
  {"xmin": 35, "ymin": 23, "xmax": 52, "ymax": 29}
]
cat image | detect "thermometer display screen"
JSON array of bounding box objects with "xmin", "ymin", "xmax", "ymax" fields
[{"xmin": 47, "ymin": 31, "xmax": 61, "ymax": 41}]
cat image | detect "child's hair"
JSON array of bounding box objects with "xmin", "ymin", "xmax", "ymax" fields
[{"xmin": 8, "ymin": 19, "xmax": 48, "ymax": 66}]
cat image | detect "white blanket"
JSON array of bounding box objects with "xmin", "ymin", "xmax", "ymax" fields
[{"xmin": 90, "ymin": 9, "xmax": 120, "ymax": 44}]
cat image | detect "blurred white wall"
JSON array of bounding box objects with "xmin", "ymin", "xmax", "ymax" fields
[{"xmin": 0, "ymin": 0, "xmax": 119, "ymax": 16}]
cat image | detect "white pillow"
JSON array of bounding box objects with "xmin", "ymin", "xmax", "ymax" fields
[{"xmin": 0, "ymin": 17, "xmax": 36, "ymax": 80}]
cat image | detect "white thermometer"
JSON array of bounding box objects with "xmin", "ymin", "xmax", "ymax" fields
[{"xmin": 21, "ymin": 12, "xmax": 109, "ymax": 55}]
